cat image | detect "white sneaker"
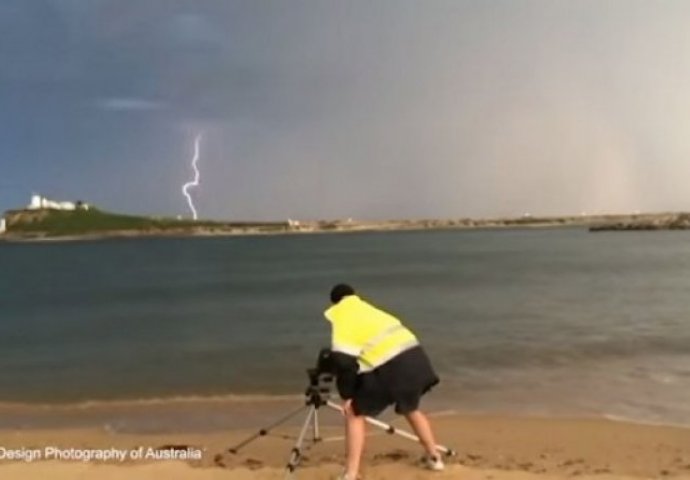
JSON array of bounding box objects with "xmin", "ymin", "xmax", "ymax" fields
[{"xmin": 423, "ymin": 455, "xmax": 445, "ymax": 471}]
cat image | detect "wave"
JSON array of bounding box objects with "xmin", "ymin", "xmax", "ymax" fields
[
  {"xmin": 436, "ymin": 336, "xmax": 690, "ymax": 369},
  {"xmin": 0, "ymin": 393, "xmax": 303, "ymax": 411},
  {"xmin": 602, "ymin": 413, "xmax": 690, "ymax": 429}
]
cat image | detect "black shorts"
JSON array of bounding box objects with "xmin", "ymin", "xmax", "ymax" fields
[{"xmin": 351, "ymin": 346, "xmax": 439, "ymax": 417}]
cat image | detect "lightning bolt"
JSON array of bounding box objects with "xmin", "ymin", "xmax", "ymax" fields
[{"xmin": 182, "ymin": 134, "xmax": 202, "ymax": 220}]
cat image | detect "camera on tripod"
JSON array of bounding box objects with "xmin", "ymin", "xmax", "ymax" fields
[
  {"xmin": 305, "ymin": 348, "xmax": 336, "ymax": 407},
  {"xmin": 228, "ymin": 346, "xmax": 455, "ymax": 479}
]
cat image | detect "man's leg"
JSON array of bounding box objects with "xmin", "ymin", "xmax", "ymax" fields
[
  {"xmin": 344, "ymin": 413, "xmax": 366, "ymax": 478},
  {"xmin": 404, "ymin": 410, "xmax": 438, "ymax": 457}
]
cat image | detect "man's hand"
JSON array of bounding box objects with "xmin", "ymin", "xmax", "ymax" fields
[{"xmin": 342, "ymin": 398, "xmax": 355, "ymax": 417}]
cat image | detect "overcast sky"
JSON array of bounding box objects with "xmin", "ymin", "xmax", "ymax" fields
[{"xmin": 1, "ymin": 1, "xmax": 690, "ymax": 220}]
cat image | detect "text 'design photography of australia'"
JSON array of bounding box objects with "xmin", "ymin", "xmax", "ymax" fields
[{"xmin": 1, "ymin": 2, "xmax": 690, "ymax": 480}]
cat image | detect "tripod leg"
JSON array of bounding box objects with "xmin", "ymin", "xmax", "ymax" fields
[
  {"xmin": 326, "ymin": 401, "xmax": 456, "ymax": 457},
  {"xmin": 229, "ymin": 404, "xmax": 307, "ymax": 454},
  {"xmin": 312, "ymin": 408, "xmax": 321, "ymax": 443},
  {"xmin": 285, "ymin": 406, "xmax": 316, "ymax": 479}
]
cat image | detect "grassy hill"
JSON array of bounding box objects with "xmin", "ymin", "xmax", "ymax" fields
[
  {"xmin": 2, "ymin": 208, "xmax": 287, "ymax": 238},
  {"xmin": 6, "ymin": 207, "xmax": 689, "ymax": 241}
]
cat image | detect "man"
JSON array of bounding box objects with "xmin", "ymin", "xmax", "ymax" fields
[{"xmin": 324, "ymin": 283, "xmax": 444, "ymax": 480}]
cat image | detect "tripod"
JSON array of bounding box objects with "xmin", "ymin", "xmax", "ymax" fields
[{"xmin": 228, "ymin": 368, "xmax": 456, "ymax": 479}]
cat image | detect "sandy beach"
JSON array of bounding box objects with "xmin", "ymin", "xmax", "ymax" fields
[{"xmin": 1, "ymin": 414, "xmax": 689, "ymax": 479}]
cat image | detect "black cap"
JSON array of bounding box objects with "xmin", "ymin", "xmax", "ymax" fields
[{"xmin": 330, "ymin": 283, "xmax": 355, "ymax": 304}]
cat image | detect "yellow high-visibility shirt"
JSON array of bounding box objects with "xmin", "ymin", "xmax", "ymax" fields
[{"xmin": 324, "ymin": 295, "xmax": 419, "ymax": 372}]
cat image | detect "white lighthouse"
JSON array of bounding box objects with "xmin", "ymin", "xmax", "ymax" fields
[
  {"xmin": 27, "ymin": 194, "xmax": 87, "ymax": 211},
  {"xmin": 29, "ymin": 194, "xmax": 43, "ymax": 210}
]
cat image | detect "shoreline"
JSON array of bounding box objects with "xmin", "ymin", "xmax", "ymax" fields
[
  {"xmin": 1, "ymin": 393, "xmax": 689, "ymax": 434},
  {"xmin": 0, "ymin": 221, "xmax": 578, "ymax": 243},
  {"xmin": 2, "ymin": 211, "xmax": 690, "ymax": 243},
  {"xmin": 1, "ymin": 413, "xmax": 689, "ymax": 478}
]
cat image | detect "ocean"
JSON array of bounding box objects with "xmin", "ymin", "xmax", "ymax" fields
[{"xmin": 0, "ymin": 228, "xmax": 688, "ymax": 431}]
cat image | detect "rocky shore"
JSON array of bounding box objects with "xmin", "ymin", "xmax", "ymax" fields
[{"xmin": 589, "ymin": 213, "xmax": 690, "ymax": 231}]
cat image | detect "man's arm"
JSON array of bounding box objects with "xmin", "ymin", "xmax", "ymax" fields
[
  {"xmin": 330, "ymin": 351, "xmax": 359, "ymax": 399},
  {"xmin": 329, "ymin": 318, "xmax": 361, "ymax": 400}
]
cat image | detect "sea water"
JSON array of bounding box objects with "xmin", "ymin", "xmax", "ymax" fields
[{"xmin": 0, "ymin": 228, "xmax": 688, "ymax": 430}]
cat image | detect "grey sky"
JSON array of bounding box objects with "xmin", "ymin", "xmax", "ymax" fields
[{"xmin": 1, "ymin": 1, "xmax": 689, "ymax": 220}]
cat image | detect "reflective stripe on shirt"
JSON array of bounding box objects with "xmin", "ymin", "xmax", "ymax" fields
[
  {"xmin": 358, "ymin": 337, "xmax": 419, "ymax": 372},
  {"xmin": 331, "ymin": 343, "xmax": 362, "ymax": 357}
]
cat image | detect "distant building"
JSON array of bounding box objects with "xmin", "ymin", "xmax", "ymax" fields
[
  {"xmin": 0, "ymin": 218, "xmax": 6, "ymax": 234},
  {"xmin": 287, "ymin": 218, "xmax": 301, "ymax": 228},
  {"xmin": 27, "ymin": 194, "xmax": 89, "ymax": 211}
]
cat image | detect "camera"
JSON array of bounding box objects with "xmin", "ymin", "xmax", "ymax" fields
[{"xmin": 305, "ymin": 348, "xmax": 335, "ymax": 406}]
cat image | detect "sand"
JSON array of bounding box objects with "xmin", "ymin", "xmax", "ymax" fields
[{"xmin": 1, "ymin": 414, "xmax": 689, "ymax": 479}]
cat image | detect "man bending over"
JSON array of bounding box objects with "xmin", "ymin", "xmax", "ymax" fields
[{"xmin": 324, "ymin": 283, "xmax": 445, "ymax": 480}]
